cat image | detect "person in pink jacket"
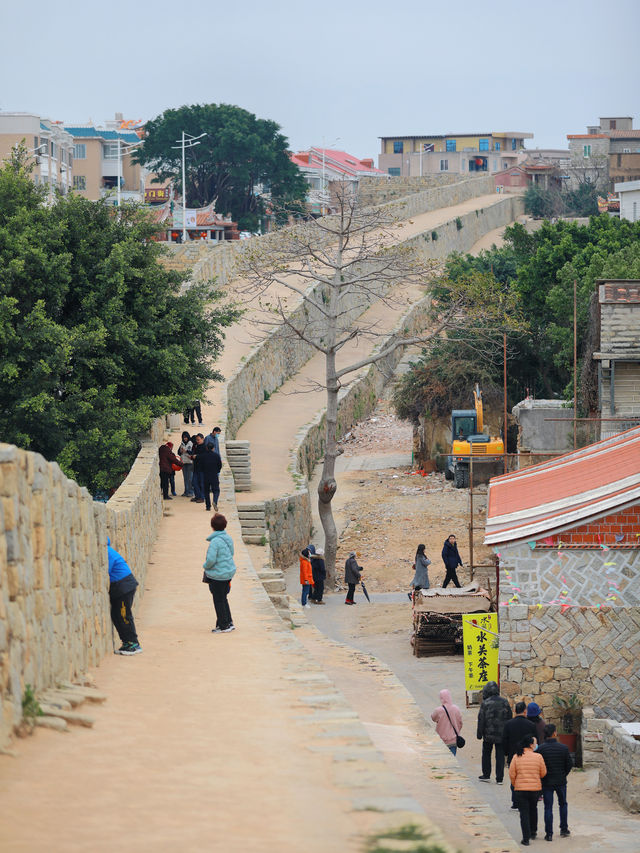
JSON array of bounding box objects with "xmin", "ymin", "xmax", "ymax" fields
[{"xmin": 431, "ymin": 688, "xmax": 463, "ymax": 755}]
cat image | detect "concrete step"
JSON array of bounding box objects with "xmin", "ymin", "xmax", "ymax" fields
[
  {"xmin": 243, "ymin": 534, "xmax": 267, "ymax": 544},
  {"xmin": 236, "ymin": 503, "xmax": 265, "ymax": 512},
  {"xmin": 234, "ymin": 485, "xmax": 252, "ymax": 492},
  {"xmin": 262, "ymin": 578, "xmax": 286, "ymax": 594},
  {"xmin": 237, "ymin": 510, "xmax": 265, "ymax": 519}
]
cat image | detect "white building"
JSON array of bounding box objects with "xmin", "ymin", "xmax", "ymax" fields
[
  {"xmin": 615, "ymin": 180, "xmax": 640, "ymax": 222},
  {"xmin": 0, "ymin": 112, "xmax": 75, "ymax": 197}
]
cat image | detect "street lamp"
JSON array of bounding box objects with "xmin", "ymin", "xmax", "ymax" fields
[{"xmin": 171, "ymin": 131, "xmax": 207, "ymax": 242}]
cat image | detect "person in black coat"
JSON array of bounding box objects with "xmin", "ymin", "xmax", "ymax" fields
[
  {"xmin": 536, "ymin": 723, "xmax": 573, "ymax": 841},
  {"xmin": 477, "ymin": 680, "xmax": 513, "ymax": 783},
  {"xmin": 198, "ymin": 444, "xmax": 222, "ymax": 512},
  {"xmin": 503, "ymin": 701, "xmax": 537, "ymax": 808},
  {"xmin": 310, "ymin": 548, "xmax": 326, "ymax": 603},
  {"xmin": 441, "ymin": 534, "xmax": 463, "ymax": 588}
]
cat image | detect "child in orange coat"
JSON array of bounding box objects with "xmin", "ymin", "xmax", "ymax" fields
[{"xmin": 299, "ymin": 548, "xmax": 314, "ymax": 608}]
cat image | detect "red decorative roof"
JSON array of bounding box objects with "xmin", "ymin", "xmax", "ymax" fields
[
  {"xmin": 290, "ymin": 147, "xmax": 384, "ymax": 177},
  {"xmin": 484, "ymin": 427, "xmax": 640, "ymax": 545}
]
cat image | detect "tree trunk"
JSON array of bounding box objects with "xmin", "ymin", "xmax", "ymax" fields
[{"xmin": 318, "ymin": 351, "xmax": 339, "ymax": 588}]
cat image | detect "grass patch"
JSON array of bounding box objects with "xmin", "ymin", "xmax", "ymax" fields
[{"xmin": 364, "ymin": 823, "xmax": 449, "ymax": 853}]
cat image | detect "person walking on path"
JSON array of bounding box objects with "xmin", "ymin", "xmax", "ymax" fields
[
  {"xmin": 191, "ymin": 434, "xmax": 206, "ymax": 503},
  {"xmin": 159, "ymin": 442, "xmax": 182, "ymax": 501},
  {"xmin": 431, "ymin": 689, "xmax": 463, "ymax": 755},
  {"xmin": 503, "ymin": 701, "xmax": 537, "ymax": 809},
  {"xmin": 203, "ymin": 514, "xmax": 236, "ymax": 633},
  {"xmin": 509, "ymin": 734, "xmax": 547, "ymax": 846},
  {"xmin": 477, "ymin": 680, "xmax": 512, "ymax": 783},
  {"xmin": 526, "ymin": 702, "xmax": 546, "ymax": 746},
  {"xmin": 299, "ymin": 548, "xmax": 314, "ymax": 608},
  {"xmin": 411, "ymin": 544, "xmax": 431, "ymax": 599},
  {"xmin": 310, "ymin": 548, "xmax": 326, "ymax": 604},
  {"xmin": 199, "ymin": 443, "xmax": 222, "ymax": 512},
  {"xmin": 344, "ymin": 551, "xmax": 362, "ymax": 605},
  {"xmin": 441, "ymin": 534, "xmax": 463, "ymax": 588},
  {"xmin": 178, "ymin": 431, "xmax": 195, "ymax": 497},
  {"xmin": 204, "ymin": 425, "xmax": 222, "ymax": 454},
  {"xmin": 536, "ymin": 723, "xmax": 573, "ymax": 841},
  {"xmin": 107, "ymin": 537, "xmax": 142, "ymax": 655}
]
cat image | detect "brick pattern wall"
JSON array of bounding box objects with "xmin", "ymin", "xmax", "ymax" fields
[{"xmin": 543, "ymin": 504, "xmax": 640, "ymax": 546}]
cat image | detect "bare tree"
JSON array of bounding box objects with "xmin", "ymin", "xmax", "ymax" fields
[{"xmin": 240, "ymin": 185, "xmax": 520, "ymax": 584}]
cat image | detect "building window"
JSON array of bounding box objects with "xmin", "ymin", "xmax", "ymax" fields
[
  {"xmin": 73, "ymin": 175, "xmax": 87, "ymax": 190},
  {"xmin": 388, "ymin": 167, "xmax": 401, "ymax": 176},
  {"xmin": 103, "ymin": 143, "xmax": 119, "ymax": 160},
  {"xmin": 73, "ymin": 143, "xmax": 86, "ymax": 159},
  {"xmin": 446, "ymin": 139, "xmax": 456, "ymax": 152},
  {"xmin": 495, "ymin": 141, "xmax": 501, "ymax": 151},
  {"xmin": 33, "ymin": 136, "xmax": 39, "ymax": 151},
  {"xmin": 440, "ymin": 159, "xmax": 449, "ymax": 171},
  {"xmin": 583, "ymin": 144, "xmax": 592, "ymax": 158},
  {"xmin": 479, "ymin": 139, "xmax": 489, "ymax": 151},
  {"xmin": 50, "ymin": 142, "xmax": 56, "ymax": 158},
  {"xmin": 610, "ymin": 120, "xmax": 616, "ymax": 130},
  {"xmin": 393, "ymin": 141, "xmax": 403, "ymax": 154},
  {"xmin": 512, "ymin": 138, "xmax": 517, "ymax": 150}
]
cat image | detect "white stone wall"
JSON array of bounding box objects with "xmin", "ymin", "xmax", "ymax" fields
[{"xmin": 582, "ymin": 708, "xmax": 640, "ymax": 811}]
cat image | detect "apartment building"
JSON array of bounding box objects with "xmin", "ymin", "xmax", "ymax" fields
[
  {"xmin": 0, "ymin": 112, "xmax": 75, "ymax": 196},
  {"xmin": 378, "ymin": 131, "xmax": 533, "ymax": 177},
  {"xmin": 567, "ymin": 116, "xmax": 640, "ymax": 191},
  {"xmin": 64, "ymin": 114, "xmax": 146, "ymax": 202}
]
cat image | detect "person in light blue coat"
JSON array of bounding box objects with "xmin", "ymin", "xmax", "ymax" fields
[{"xmin": 203, "ymin": 513, "xmax": 237, "ymax": 633}]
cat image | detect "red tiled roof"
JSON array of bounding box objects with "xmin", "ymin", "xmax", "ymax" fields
[
  {"xmin": 291, "ymin": 148, "xmax": 384, "ymax": 176},
  {"xmin": 484, "ymin": 427, "xmax": 640, "ymax": 545}
]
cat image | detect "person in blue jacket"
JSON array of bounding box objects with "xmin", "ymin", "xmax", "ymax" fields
[
  {"xmin": 107, "ymin": 537, "xmax": 141, "ymax": 655},
  {"xmin": 203, "ymin": 513, "xmax": 237, "ymax": 633}
]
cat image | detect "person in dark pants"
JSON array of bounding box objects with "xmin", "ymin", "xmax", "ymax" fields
[
  {"xmin": 158, "ymin": 442, "xmax": 182, "ymax": 501},
  {"xmin": 509, "ymin": 734, "xmax": 547, "ymax": 845},
  {"xmin": 344, "ymin": 551, "xmax": 362, "ymax": 604},
  {"xmin": 191, "ymin": 433, "xmax": 206, "ymax": 503},
  {"xmin": 536, "ymin": 723, "xmax": 573, "ymax": 841},
  {"xmin": 199, "ymin": 443, "xmax": 222, "ymax": 511},
  {"xmin": 503, "ymin": 701, "xmax": 537, "ymax": 808},
  {"xmin": 310, "ymin": 548, "xmax": 326, "ymax": 603},
  {"xmin": 477, "ymin": 680, "xmax": 512, "ymax": 783},
  {"xmin": 203, "ymin": 514, "xmax": 237, "ymax": 632},
  {"xmin": 441, "ymin": 534, "xmax": 463, "ymax": 587},
  {"xmin": 107, "ymin": 537, "xmax": 141, "ymax": 655},
  {"xmin": 192, "ymin": 400, "xmax": 203, "ymax": 425}
]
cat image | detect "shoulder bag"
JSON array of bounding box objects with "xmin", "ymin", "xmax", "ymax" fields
[{"xmin": 442, "ymin": 704, "xmax": 465, "ymax": 748}]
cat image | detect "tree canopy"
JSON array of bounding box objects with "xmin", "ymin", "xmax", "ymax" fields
[
  {"xmin": 0, "ymin": 147, "xmax": 238, "ymax": 494},
  {"xmin": 135, "ymin": 103, "xmax": 308, "ymax": 231}
]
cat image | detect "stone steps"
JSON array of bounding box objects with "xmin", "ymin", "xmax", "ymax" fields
[{"xmin": 226, "ymin": 440, "xmax": 251, "ymax": 492}]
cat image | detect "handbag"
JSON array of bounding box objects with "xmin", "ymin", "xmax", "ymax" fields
[{"xmin": 442, "ymin": 704, "xmax": 465, "ymax": 748}]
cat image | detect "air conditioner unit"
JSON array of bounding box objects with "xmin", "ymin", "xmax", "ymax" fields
[{"xmin": 623, "ymin": 148, "xmax": 631, "ymax": 153}]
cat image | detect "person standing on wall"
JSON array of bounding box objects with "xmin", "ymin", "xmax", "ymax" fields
[
  {"xmin": 441, "ymin": 534, "xmax": 463, "ymax": 588},
  {"xmin": 191, "ymin": 433, "xmax": 206, "ymax": 504},
  {"xmin": 204, "ymin": 426, "xmax": 222, "ymax": 454},
  {"xmin": 199, "ymin": 442, "xmax": 222, "ymax": 512},
  {"xmin": 536, "ymin": 723, "xmax": 572, "ymax": 841},
  {"xmin": 344, "ymin": 551, "xmax": 362, "ymax": 605},
  {"xmin": 310, "ymin": 547, "xmax": 326, "ymax": 604},
  {"xmin": 107, "ymin": 538, "xmax": 142, "ymax": 655},
  {"xmin": 158, "ymin": 441, "xmax": 182, "ymax": 501},
  {"xmin": 178, "ymin": 431, "xmax": 195, "ymax": 497},
  {"xmin": 203, "ymin": 513, "xmax": 236, "ymax": 633},
  {"xmin": 503, "ymin": 701, "xmax": 537, "ymax": 809},
  {"xmin": 509, "ymin": 734, "xmax": 547, "ymax": 846},
  {"xmin": 477, "ymin": 680, "xmax": 512, "ymax": 783}
]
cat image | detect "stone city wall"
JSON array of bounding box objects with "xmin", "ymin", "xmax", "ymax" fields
[
  {"xmin": 0, "ymin": 416, "xmax": 165, "ymax": 746},
  {"xmin": 582, "ymin": 708, "xmax": 640, "ymax": 812},
  {"xmin": 357, "ymin": 174, "xmax": 460, "ymax": 206},
  {"xmin": 163, "ymin": 174, "xmax": 498, "ymax": 289},
  {"xmin": 225, "ymin": 195, "xmax": 522, "ymax": 567}
]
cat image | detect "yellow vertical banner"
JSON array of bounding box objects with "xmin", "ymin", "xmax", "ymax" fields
[{"xmin": 463, "ymin": 613, "xmax": 499, "ymax": 691}]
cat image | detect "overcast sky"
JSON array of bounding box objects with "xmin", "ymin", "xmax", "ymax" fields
[{"xmin": 3, "ymin": 0, "xmax": 638, "ymax": 160}]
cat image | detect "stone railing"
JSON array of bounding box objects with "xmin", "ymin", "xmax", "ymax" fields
[
  {"xmin": 0, "ymin": 416, "xmax": 166, "ymax": 747},
  {"xmin": 582, "ymin": 707, "xmax": 640, "ymax": 812}
]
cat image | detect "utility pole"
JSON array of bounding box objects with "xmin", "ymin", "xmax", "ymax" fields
[
  {"xmin": 574, "ymin": 279, "xmax": 577, "ymax": 450},
  {"xmin": 171, "ymin": 131, "xmax": 207, "ymax": 242}
]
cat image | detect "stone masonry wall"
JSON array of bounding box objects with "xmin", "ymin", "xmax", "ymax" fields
[
  {"xmin": 225, "ymin": 195, "xmax": 523, "ymax": 567},
  {"xmin": 581, "ymin": 708, "xmax": 640, "ymax": 811},
  {"xmin": 357, "ymin": 174, "xmax": 460, "ymax": 206},
  {"xmin": 0, "ymin": 416, "xmax": 165, "ymax": 746}
]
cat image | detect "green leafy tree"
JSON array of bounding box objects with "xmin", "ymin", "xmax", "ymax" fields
[
  {"xmin": 134, "ymin": 103, "xmax": 308, "ymax": 230},
  {"xmin": 0, "ymin": 146, "xmax": 239, "ymax": 493}
]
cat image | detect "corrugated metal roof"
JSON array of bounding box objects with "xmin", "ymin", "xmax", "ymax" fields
[{"xmin": 484, "ymin": 427, "xmax": 640, "ymax": 545}]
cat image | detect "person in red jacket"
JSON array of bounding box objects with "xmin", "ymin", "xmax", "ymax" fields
[
  {"xmin": 158, "ymin": 442, "xmax": 182, "ymax": 501},
  {"xmin": 299, "ymin": 548, "xmax": 314, "ymax": 608}
]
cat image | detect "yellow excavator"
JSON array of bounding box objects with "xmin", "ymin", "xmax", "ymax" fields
[{"xmin": 445, "ymin": 384, "xmax": 505, "ymax": 488}]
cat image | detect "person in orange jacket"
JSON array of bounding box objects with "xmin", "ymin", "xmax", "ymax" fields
[
  {"xmin": 509, "ymin": 734, "xmax": 547, "ymax": 846},
  {"xmin": 299, "ymin": 547, "xmax": 314, "ymax": 608}
]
